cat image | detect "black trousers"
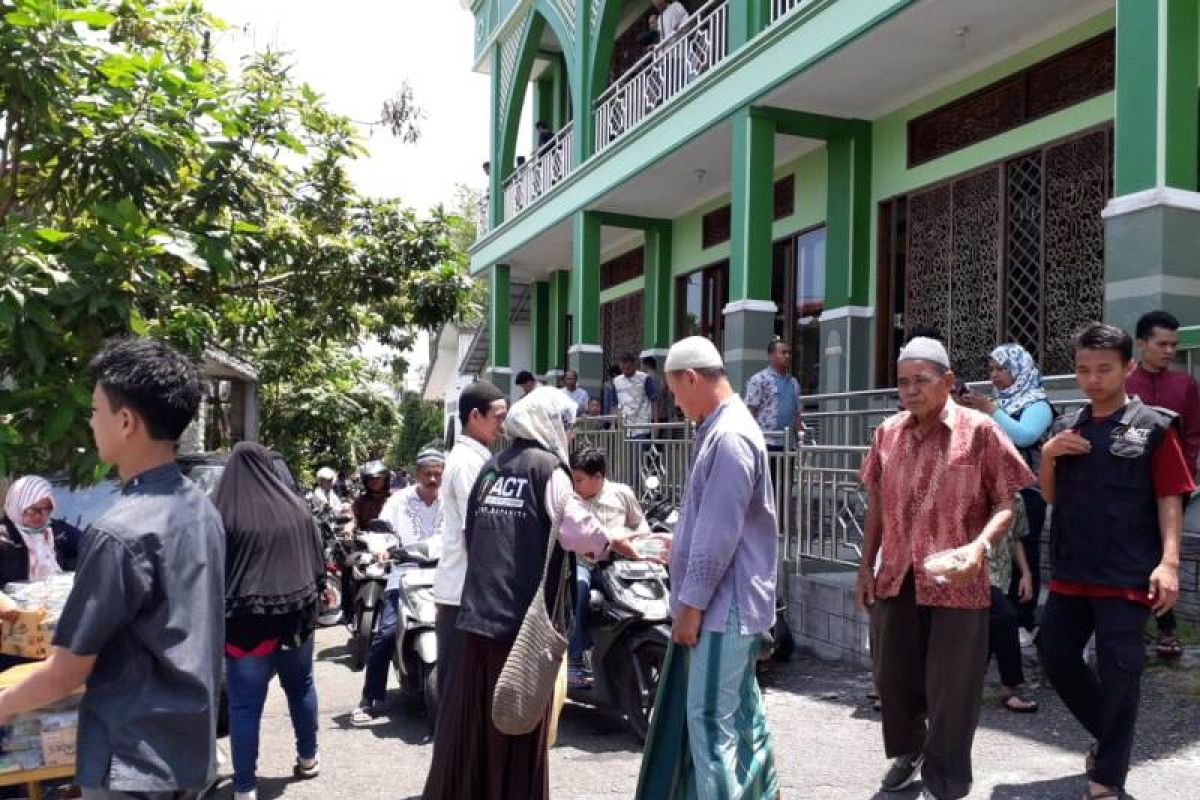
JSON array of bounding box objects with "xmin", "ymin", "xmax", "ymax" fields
[
  {"xmin": 988, "ymin": 586, "xmax": 1025, "ymax": 689},
  {"xmin": 434, "ymin": 604, "xmax": 462, "ymax": 724},
  {"xmin": 1008, "ymin": 487, "xmax": 1045, "ymax": 630},
  {"xmin": 871, "ymin": 572, "xmax": 989, "ymax": 800},
  {"xmin": 1039, "ymin": 592, "xmax": 1151, "ymax": 789}
]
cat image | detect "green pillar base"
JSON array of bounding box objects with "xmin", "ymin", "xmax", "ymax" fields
[
  {"xmin": 1103, "ymin": 189, "xmax": 1200, "ymax": 332},
  {"xmin": 484, "ymin": 367, "xmax": 513, "ymax": 398},
  {"xmin": 722, "ymin": 301, "xmax": 777, "ymax": 394},
  {"xmin": 818, "ymin": 308, "xmax": 874, "ymax": 393},
  {"xmin": 568, "ymin": 345, "xmax": 605, "ymax": 401}
]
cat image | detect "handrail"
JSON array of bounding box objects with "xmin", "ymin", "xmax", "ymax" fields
[
  {"xmin": 502, "ymin": 121, "xmax": 574, "ymax": 221},
  {"xmin": 593, "ymin": 0, "xmax": 730, "ymax": 153}
]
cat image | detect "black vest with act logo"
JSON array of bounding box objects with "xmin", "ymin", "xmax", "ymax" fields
[
  {"xmin": 456, "ymin": 439, "xmax": 570, "ymax": 643},
  {"xmin": 1049, "ymin": 398, "xmax": 1177, "ymax": 588}
]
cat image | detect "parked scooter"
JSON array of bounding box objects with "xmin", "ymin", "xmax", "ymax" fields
[
  {"xmin": 568, "ymin": 550, "xmax": 672, "ymax": 743},
  {"xmin": 347, "ymin": 519, "xmax": 395, "ymax": 670},
  {"xmin": 390, "ymin": 538, "xmax": 441, "ymax": 719},
  {"xmin": 313, "ymin": 505, "xmax": 352, "ymax": 627}
]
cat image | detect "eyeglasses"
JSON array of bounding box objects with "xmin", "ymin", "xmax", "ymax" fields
[{"xmin": 22, "ymin": 505, "xmax": 52, "ymax": 518}]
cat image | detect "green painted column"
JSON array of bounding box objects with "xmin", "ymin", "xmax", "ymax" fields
[
  {"xmin": 485, "ymin": 263, "xmax": 512, "ymax": 393},
  {"xmin": 727, "ymin": 0, "xmax": 771, "ymax": 49},
  {"xmin": 1114, "ymin": 0, "xmax": 1198, "ymax": 195},
  {"xmin": 642, "ymin": 222, "xmax": 673, "ymax": 357},
  {"xmin": 548, "ymin": 269, "xmax": 571, "ymax": 372},
  {"xmin": 1105, "ymin": 0, "xmax": 1200, "ymax": 334},
  {"xmin": 725, "ymin": 107, "xmax": 777, "ymax": 393},
  {"xmin": 820, "ymin": 123, "xmax": 874, "ymax": 393},
  {"xmin": 488, "ymin": 43, "xmax": 504, "ymax": 228},
  {"xmin": 530, "ymin": 280, "xmax": 551, "ymax": 377},
  {"xmin": 569, "ymin": 211, "xmax": 603, "ymax": 397}
]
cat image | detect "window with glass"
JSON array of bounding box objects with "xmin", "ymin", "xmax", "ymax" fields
[
  {"xmin": 675, "ymin": 261, "xmax": 728, "ymax": 350},
  {"xmin": 770, "ymin": 227, "xmax": 826, "ymax": 396}
]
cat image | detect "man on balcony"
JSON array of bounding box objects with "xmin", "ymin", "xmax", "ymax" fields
[
  {"xmin": 636, "ymin": 335, "xmax": 780, "ymax": 800},
  {"xmin": 856, "ymin": 336, "xmax": 1033, "ymax": 800},
  {"xmin": 653, "ymin": 0, "xmax": 689, "ymax": 42},
  {"xmin": 745, "ymin": 336, "xmax": 803, "ymax": 451}
]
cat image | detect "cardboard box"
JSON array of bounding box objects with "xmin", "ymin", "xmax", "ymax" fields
[{"xmin": 0, "ymin": 609, "xmax": 50, "ymax": 660}]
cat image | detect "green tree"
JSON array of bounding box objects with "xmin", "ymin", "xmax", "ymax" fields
[
  {"xmin": 390, "ymin": 392, "xmax": 447, "ymax": 471},
  {"xmin": 0, "ymin": 0, "xmax": 470, "ymax": 480}
]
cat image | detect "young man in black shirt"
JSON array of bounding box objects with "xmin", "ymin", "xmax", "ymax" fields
[
  {"xmin": 1039, "ymin": 324, "xmax": 1192, "ymax": 800},
  {"xmin": 0, "ymin": 338, "xmax": 225, "ymax": 800}
]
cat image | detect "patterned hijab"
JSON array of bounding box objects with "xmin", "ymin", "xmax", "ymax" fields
[
  {"xmin": 990, "ymin": 343, "xmax": 1047, "ymax": 416},
  {"xmin": 3, "ymin": 476, "xmax": 64, "ymax": 582}
]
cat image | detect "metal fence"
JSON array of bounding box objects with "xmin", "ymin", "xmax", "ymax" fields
[{"xmin": 490, "ymin": 378, "xmax": 1087, "ymax": 573}]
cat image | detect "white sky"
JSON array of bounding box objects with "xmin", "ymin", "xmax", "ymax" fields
[{"xmin": 205, "ymin": 0, "xmax": 491, "ymax": 212}]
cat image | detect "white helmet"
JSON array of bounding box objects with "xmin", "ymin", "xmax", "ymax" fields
[{"xmin": 316, "ymin": 467, "xmax": 337, "ymax": 482}]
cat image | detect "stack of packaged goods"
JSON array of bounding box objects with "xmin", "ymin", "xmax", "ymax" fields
[
  {"xmin": 1, "ymin": 575, "xmax": 75, "ymax": 659},
  {"xmin": 0, "ymin": 695, "xmax": 80, "ymax": 774}
]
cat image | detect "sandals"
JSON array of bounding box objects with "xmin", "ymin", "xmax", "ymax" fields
[
  {"xmin": 1000, "ymin": 694, "xmax": 1038, "ymax": 713},
  {"xmin": 1155, "ymin": 634, "xmax": 1184, "ymax": 659}
]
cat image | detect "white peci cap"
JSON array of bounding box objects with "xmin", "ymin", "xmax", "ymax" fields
[{"xmin": 665, "ymin": 336, "xmax": 724, "ymax": 372}]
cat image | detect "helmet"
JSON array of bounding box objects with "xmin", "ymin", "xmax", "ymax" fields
[
  {"xmin": 359, "ymin": 460, "xmax": 390, "ymax": 481},
  {"xmin": 316, "ymin": 467, "xmax": 337, "ymax": 482}
]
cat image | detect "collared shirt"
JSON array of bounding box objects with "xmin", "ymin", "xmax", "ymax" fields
[
  {"xmin": 745, "ymin": 367, "xmax": 802, "ymax": 446},
  {"xmin": 53, "ymin": 463, "xmax": 225, "ymax": 791},
  {"xmin": 670, "ymin": 396, "xmax": 777, "ymax": 635},
  {"xmin": 860, "ymin": 402, "xmax": 1033, "ymax": 609},
  {"xmin": 433, "ymin": 434, "xmax": 492, "ymax": 606},
  {"xmin": 378, "ymin": 485, "xmax": 443, "ymax": 591},
  {"xmin": 578, "ymin": 479, "xmax": 649, "ymax": 566},
  {"xmin": 562, "ymin": 386, "xmax": 590, "ymax": 414}
]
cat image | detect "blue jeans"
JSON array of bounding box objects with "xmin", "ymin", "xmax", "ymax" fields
[
  {"xmin": 569, "ymin": 563, "xmax": 595, "ymax": 660},
  {"xmin": 226, "ymin": 636, "xmax": 319, "ymax": 793},
  {"xmin": 362, "ymin": 589, "xmax": 400, "ymax": 703}
]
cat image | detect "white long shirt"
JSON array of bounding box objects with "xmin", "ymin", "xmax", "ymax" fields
[
  {"xmin": 432, "ymin": 434, "xmax": 492, "ymax": 605},
  {"xmin": 659, "ymin": 1, "xmax": 689, "ymax": 41},
  {"xmin": 377, "ymin": 485, "xmax": 443, "ymax": 591}
]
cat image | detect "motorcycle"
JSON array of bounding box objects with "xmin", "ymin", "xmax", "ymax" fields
[
  {"xmin": 347, "ymin": 519, "xmax": 395, "ymax": 670},
  {"xmin": 390, "ymin": 538, "xmax": 441, "ymax": 720},
  {"xmin": 313, "ymin": 505, "xmax": 353, "ymax": 627},
  {"xmin": 567, "ymin": 548, "xmax": 672, "ymax": 743}
]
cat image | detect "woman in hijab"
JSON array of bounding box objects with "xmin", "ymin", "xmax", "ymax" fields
[
  {"xmin": 422, "ymin": 387, "xmax": 646, "ymax": 800},
  {"xmin": 0, "ymin": 475, "xmax": 80, "ymax": 586},
  {"xmin": 961, "ymin": 343, "xmax": 1054, "ymax": 636},
  {"xmin": 215, "ymin": 442, "xmax": 329, "ymax": 800}
]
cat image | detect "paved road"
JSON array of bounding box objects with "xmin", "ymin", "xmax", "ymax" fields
[{"xmin": 226, "ymin": 626, "xmax": 1200, "ymax": 799}]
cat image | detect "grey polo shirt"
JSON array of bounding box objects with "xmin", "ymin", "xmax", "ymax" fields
[{"xmin": 52, "ymin": 462, "xmax": 225, "ymax": 791}]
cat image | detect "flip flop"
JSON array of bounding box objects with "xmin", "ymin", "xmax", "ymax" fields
[
  {"xmin": 1155, "ymin": 634, "xmax": 1184, "ymax": 659},
  {"xmin": 1001, "ymin": 695, "xmax": 1038, "ymax": 714}
]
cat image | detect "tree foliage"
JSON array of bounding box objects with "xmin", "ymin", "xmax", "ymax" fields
[
  {"xmin": 0, "ymin": 0, "xmax": 471, "ymax": 480},
  {"xmin": 389, "ymin": 392, "xmax": 447, "ymax": 471}
]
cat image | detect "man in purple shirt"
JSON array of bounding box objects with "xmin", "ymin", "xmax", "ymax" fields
[{"xmin": 636, "ymin": 336, "xmax": 779, "ymax": 800}]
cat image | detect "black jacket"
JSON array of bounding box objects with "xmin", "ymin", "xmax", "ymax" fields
[
  {"xmin": 1050, "ymin": 399, "xmax": 1178, "ymax": 588},
  {"xmin": 0, "ymin": 516, "xmax": 81, "ymax": 587}
]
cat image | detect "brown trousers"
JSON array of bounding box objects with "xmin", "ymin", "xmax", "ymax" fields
[{"xmin": 871, "ymin": 571, "xmax": 989, "ymax": 800}]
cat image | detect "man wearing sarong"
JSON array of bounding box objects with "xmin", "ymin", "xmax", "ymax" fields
[{"xmin": 635, "ymin": 336, "xmax": 780, "ymax": 800}]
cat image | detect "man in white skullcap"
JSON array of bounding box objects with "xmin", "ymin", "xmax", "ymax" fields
[
  {"xmin": 353, "ymin": 446, "xmax": 446, "ymax": 723},
  {"xmin": 856, "ymin": 337, "xmax": 1033, "ymax": 800},
  {"xmin": 635, "ymin": 336, "xmax": 780, "ymax": 800}
]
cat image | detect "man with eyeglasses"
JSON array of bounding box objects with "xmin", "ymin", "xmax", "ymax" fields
[{"xmin": 856, "ymin": 337, "xmax": 1033, "ymax": 800}]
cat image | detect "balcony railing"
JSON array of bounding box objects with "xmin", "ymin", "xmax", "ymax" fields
[
  {"xmin": 593, "ymin": 0, "xmax": 730, "ymax": 154},
  {"xmin": 769, "ymin": 0, "xmax": 815, "ymax": 24},
  {"xmin": 476, "ymin": 192, "xmax": 490, "ymax": 238},
  {"xmin": 502, "ymin": 121, "xmax": 574, "ymax": 220}
]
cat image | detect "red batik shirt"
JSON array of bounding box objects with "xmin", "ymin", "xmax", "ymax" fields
[{"xmin": 861, "ymin": 401, "xmax": 1035, "ymax": 609}]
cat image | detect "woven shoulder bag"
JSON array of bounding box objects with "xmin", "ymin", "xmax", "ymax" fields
[{"xmin": 491, "ymin": 512, "xmax": 573, "ymax": 736}]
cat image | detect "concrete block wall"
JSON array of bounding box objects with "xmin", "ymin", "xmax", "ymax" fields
[{"xmin": 787, "ymin": 569, "xmax": 871, "ymax": 668}]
